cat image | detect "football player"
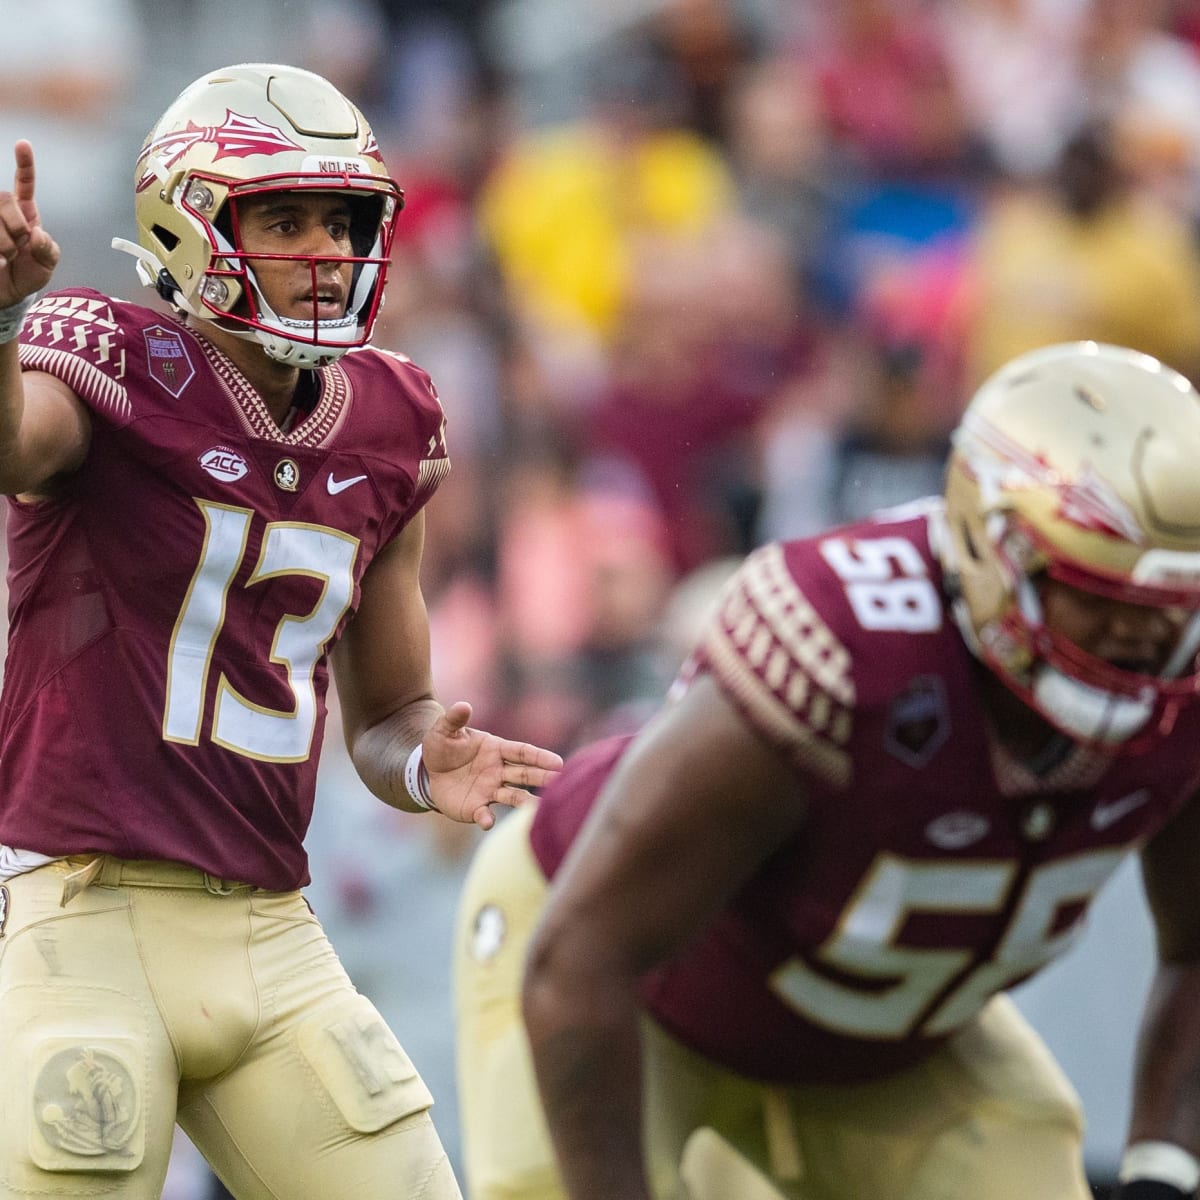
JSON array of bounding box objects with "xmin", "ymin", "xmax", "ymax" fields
[
  {"xmin": 0, "ymin": 63, "xmax": 561, "ymax": 1199},
  {"xmin": 455, "ymin": 342, "xmax": 1200, "ymax": 1200}
]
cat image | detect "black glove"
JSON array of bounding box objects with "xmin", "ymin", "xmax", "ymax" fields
[{"xmin": 1114, "ymin": 1181, "xmax": 1195, "ymax": 1199}]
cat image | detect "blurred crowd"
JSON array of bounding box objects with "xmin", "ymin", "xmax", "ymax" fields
[
  {"xmin": 9, "ymin": 0, "xmax": 1200, "ymax": 1193},
  {"xmin": 326, "ymin": 0, "xmax": 1200, "ymax": 769}
]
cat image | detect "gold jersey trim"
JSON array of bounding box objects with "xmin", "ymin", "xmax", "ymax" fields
[{"xmin": 192, "ymin": 330, "xmax": 351, "ymax": 447}]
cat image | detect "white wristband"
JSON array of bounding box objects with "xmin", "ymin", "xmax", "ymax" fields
[
  {"xmin": 1120, "ymin": 1141, "xmax": 1200, "ymax": 1192},
  {"xmin": 0, "ymin": 294, "xmax": 35, "ymax": 345},
  {"xmin": 403, "ymin": 744, "xmax": 435, "ymax": 811}
]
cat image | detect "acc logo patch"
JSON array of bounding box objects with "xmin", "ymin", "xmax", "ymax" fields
[
  {"xmin": 885, "ymin": 676, "xmax": 950, "ymax": 768},
  {"xmin": 0, "ymin": 884, "xmax": 8, "ymax": 936},
  {"xmin": 199, "ymin": 446, "xmax": 249, "ymax": 483},
  {"xmin": 274, "ymin": 458, "xmax": 300, "ymax": 492},
  {"xmin": 926, "ymin": 812, "xmax": 990, "ymax": 850},
  {"xmin": 144, "ymin": 325, "xmax": 196, "ymax": 398}
]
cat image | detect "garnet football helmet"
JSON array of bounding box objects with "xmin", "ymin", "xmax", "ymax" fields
[
  {"xmin": 113, "ymin": 63, "xmax": 403, "ymax": 368},
  {"xmin": 940, "ymin": 342, "xmax": 1200, "ymax": 746}
]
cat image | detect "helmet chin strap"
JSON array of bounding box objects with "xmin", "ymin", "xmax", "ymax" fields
[
  {"xmin": 239, "ymin": 277, "xmax": 359, "ymax": 367},
  {"xmin": 228, "ymin": 241, "xmax": 362, "ymax": 368},
  {"xmin": 247, "ymin": 324, "xmax": 351, "ymax": 369},
  {"xmin": 1031, "ymin": 667, "xmax": 1153, "ymax": 743},
  {"xmin": 941, "ymin": 535, "xmax": 1158, "ymax": 746},
  {"xmin": 1016, "ymin": 572, "xmax": 1153, "ymax": 744}
]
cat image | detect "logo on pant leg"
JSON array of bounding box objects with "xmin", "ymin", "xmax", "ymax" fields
[
  {"xmin": 35, "ymin": 1047, "xmax": 139, "ymax": 1157},
  {"xmin": 0, "ymin": 884, "xmax": 8, "ymax": 937},
  {"xmin": 470, "ymin": 903, "xmax": 507, "ymax": 963}
]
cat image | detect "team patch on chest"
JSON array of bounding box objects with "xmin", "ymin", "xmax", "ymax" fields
[
  {"xmin": 199, "ymin": 446, "xmax": 250, "ymax": 483},
  {"xmin": 144, "ymin": 325, "xmax": 196, "ymax": 398},
  {"xmin": 885, "ymin": 676, "xmax": 950, "ymax": 767},
  {"xmin": 274, "ymin": 458, "xmax": 300, "ymax": 492}
]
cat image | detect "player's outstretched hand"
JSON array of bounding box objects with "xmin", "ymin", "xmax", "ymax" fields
[
  {"xmin": 421, "ymin": 701, "xmax": 563, "ymax": 829},
  {"xmin": 0, "ymin": 141, "xmax": 60, "ymax": 309}
]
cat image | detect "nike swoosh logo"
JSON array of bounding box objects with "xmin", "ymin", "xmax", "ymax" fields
[
  {"xmin": 1090, "ymin": 788, "xmax": 1150, "ymax": 831},
  {"xmin": 327, "ymin": 473, "xmax": 367, "ymax": 495}
]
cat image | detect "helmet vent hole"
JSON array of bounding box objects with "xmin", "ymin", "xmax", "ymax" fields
[
  {"xmin": 151, "ymin": 225, "xmax": 180, "ymax": 252},
  {"xmin": 1074, "ymin": 385, "xmax": 1105, "ymax": 411}
]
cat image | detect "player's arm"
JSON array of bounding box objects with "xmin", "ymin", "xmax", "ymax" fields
[
  {"xmin": 331, "ymin": 510, "xmax": 561, "ymax": 828},
  {"xmin": 0, "ymin": 140, "xmax": 89, "ymax": 497},
  {"xmin": 522, "ymin": 672, "xmax": 809, "ymax": 1200},
  {"xmin": 1116, "ymin": 790, "xmax": 1200, "ymax": 1199}
]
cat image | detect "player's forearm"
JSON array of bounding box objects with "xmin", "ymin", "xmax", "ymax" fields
[
  {"xmin": 0, "ymin": 337, "xmax": 26, "ymax": 451},
  {"xmin": 346, "ymin": 696, "xmax": 444, "ymax": 812},
  {"xmin": 0, "ymin": 334, "xmax": 44, "ymax": 494},
  {"xmin": 523, "ymin": 950, "xmax": 652, "ymax": 1200},
  {"xmin": 1127, "ymin": 964, "xmax": 1200, "ymax": 1151}
]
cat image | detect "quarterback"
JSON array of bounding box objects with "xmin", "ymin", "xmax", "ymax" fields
[
  {"xmin": 456, "ymin": 343, "xmax": 1200, "ymax": 1200},
  {"xmin": 0, "ymin": 63, "xmax": 560, "ymax": 1199}
]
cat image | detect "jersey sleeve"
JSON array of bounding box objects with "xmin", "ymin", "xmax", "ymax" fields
[
  {"xmin": 16, "ymin": 288, "xmax": 133, "ymax": 427},
  {"xmin": 694, "ymin": 541, "xmax": 856, "ymax": 790},
  {"xmin": 367, "ymin": 347, "xmax": 450, "ymax": 513}
]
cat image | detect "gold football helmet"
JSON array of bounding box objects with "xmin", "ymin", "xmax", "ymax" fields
[
  {"xmin": 113, "ymin": 63, "xmax": 403, "ymax": 367},
  {"xmin": 941, "ymin": 341, "xmax": 1200, "ymax": 746}
]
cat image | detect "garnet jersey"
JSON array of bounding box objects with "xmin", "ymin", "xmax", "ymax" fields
[
  {"xmin": 2, "ymin": 288, "xmax": 449, "ymax": 889},
  {"xmin": 529, "ymin": 502, "xmax": 1200, "ymax": 1085}
]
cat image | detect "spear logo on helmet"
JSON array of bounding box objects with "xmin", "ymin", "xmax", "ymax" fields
[{"xmin": 135, "ymin": 111, "xmax": 304, "ymax": 191}]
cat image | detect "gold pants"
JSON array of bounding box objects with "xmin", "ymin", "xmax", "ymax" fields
[{"xmin": 0, "ymin": 856, "xmax": 461, "ymax": 1200}]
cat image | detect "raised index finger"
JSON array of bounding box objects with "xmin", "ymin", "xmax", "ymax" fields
[{"xmin": 13, "ymin": 140, "xmax": 36, "ymax": 208}]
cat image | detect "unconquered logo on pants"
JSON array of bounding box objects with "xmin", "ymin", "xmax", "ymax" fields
[
  {"xmin": 35, "ymin": 1046, "xmax": 140, "ymax": 1157},
  {"xmin": 0, "ymin": 884, "xmax": 8, "ymax": 937}
]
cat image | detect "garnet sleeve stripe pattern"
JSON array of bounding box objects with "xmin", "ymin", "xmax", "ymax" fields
[
  {"xmin": 18, "ymin": 293, "xmax": 131, "ymax": 421},
  {"xmin": 700, "ymin": 542, "xmax": 855, "ymax": 789}
]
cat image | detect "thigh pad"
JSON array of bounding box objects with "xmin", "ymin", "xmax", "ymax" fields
[
  {"xmin": 2, "ymin": 983, "xmax": 149, "ymax": 1178},
  {"xmin": 296, "ymin": 991, "xmax": 434, "ymax": 1134}
]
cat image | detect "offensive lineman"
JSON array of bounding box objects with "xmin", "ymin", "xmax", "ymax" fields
[
  {"xmin": 0, "ymin": 63, "xmax": 561, "ymax": 1199},
  {"xmin": 456, "ymin": 342, "xmax": 1200, "ymax": 1200}
]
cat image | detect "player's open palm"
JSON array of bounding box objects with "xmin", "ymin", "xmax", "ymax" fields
[
  {"xmin": 0, "ymin": 141, "xmax": 60, "ymax": 308},
  {"xmin": 422, "ymin": 701, "xmax": 563, "ymax": 829}
]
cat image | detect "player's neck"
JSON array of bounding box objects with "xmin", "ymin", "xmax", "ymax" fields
[{"xmin": 190, "ymin": 321, "xmax": 303, "ymax": 428}]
